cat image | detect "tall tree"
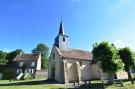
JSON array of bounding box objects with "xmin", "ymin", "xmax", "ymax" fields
[
  {"xmin": 0, "ymin": 51, "xmax": 8, "ymax": 64},
  {"xmin": 119, "ymin": 47, "xmax": 135, "ymax": 84},
  {"xmin": 6, "ymin": 49, "xmax": 24, "ymax": 64},
  {"xmin": 32, "ymin": 43, "xmax": 49, "ymax": 70},
  {"xmin": 92, "ymin": 41, "xmax": 124, "ymax": 83}
]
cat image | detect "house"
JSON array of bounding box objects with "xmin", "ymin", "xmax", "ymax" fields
[
  {"xmin": 13, "ymin": 53, "xmax": 41, "ymax": 79},
  {"xmin": 48, "ymin": 22, "xmax": 109, "ymax": 84}
]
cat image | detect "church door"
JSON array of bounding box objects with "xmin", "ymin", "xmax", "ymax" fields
[{"xmin": 51, "ymin": 67, "xmax": 55, "ymax": 80}]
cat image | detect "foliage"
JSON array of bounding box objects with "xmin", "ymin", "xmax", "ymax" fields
[
  {"xmin": 41, "ymin": 56, "xmax": 48, "ymax": 70},
  {"xmin": 3, "ymin": 67, "xmax": 16, "ymax": 80},
  {"xmin": 6, "ymin": 49, "xmax": 24, "ymax": 63},
  {"xmin": 24, "ymin": 74, "xmax": 31, "ymax": 80},
  {"xmin": 92, "ymin": 41, "xmax": 124, "ymax": 74},
  {"xmin": 119, "ymin": 47, "xmax": 135, "ymax": 84},
  {"xmin": 119, "ymin": 47, "xmax": 135, "ymax": 71},
  {"xmin": 32, "ymin": 43, "xmax": 49, "ymax": 70},
  {"xmin": 0, "ymin": 59, "xmax": 8, "ymax": 65},
  {"xmin": 0, "ymin": 51, "xmax": 8, "ymax": 64},
  {"xmin": 32, "ymin": 43, "xmax": 49, "ymax": 57}
]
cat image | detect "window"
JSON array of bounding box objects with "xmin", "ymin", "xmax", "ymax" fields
[
  {"xmin": 79, "ymin": 61, "xmax": 82, "ymax": 66},
  {"xmin": 31, "ymin": 69, "xmax": 34, "ymax": 74},
  {"xmin": 31, "ymin": 62, "xmax": 35, "ymax": 66},
  {"xmin": 24, "ymin": 68, "xmax": 29, "ymax": 74},
  {"xmin": 16, "ymin": 69, "xmax": 20, "ymax": 74},
  {"xmin": 63, "ymin": 37, "xmax": 65, "ymax": 42},
  {"xmin": 19, "ymin": 62, "xmax": 23, "ymax": 66}
]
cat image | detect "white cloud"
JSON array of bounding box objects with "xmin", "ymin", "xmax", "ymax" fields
[
  {"xmin": 113, "ymin": 40, "xmax": 127, "ymax": 48},
  {"xmin": 2, "ymin": 48, "xmax": 11, "ymax": 53},
  {"xmin": 113, "ymin": 40, "xmax": 135, "ymax": 51}
]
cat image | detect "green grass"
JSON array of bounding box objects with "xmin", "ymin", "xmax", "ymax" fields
[
  {"xmin": 0, "ymin": 84, "xmax": 62, "ymax": 89},
  {"xmin": 0, "ymin": 79, "xmax": 135, "ymax": 89},
  {"xmin": 0, "ymin": 79, "xmax": 66, "ymax": 89}
]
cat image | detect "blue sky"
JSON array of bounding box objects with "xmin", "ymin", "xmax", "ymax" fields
[{"xmin": 0, "ymin": 0, "xmax": 135, "ymax": 53}]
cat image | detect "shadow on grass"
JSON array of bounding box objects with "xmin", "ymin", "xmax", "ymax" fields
[
  {"xmin": 75, "ymin": 83, "xmax": 104, "ymax": 89},
  {"xmin": 55, "ymin": 83, "xmax": 104, "ymax": 89},
  {"xmin": 0, "ymin": 80, "xmax": 105, "ymax": 89},
  {"xmin": 0, "ymin": 79, "xmax": 60, "ymax": 86}
]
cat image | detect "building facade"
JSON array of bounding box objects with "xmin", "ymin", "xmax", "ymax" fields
[{"xmin": 13, "ymin": 53, "xmax": 41, "ymax": 79}]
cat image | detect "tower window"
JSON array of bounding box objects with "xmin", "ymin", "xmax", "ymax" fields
[{"xmin": 63, "ymin": 37, "xmax": 65, "ymax": 42}]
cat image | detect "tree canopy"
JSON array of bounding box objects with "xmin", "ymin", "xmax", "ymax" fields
[
  {"xmin": 119, "ymin": 47, "xmax": 135, "ymax": 84},
  {"xmin": 6, "ymin": 49, "xmax": 24, "ymax": 63},
  {"xmin": 32, "ymin": 43, "xmax": 49, "ymax": 70},
  {"xmin": 92, "ymin": 41, "xmax": 124, "ymax": 83},
  {"xmin": 0, "ymin": 51, "xmax": 8, "ymax": 64},
  {"xmin": 119, "ymin": 47, "xmax": 135, "ymax": 70}
]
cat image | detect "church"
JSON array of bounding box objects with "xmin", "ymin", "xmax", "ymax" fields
[{"xmin": 48, "ymin": 22, "xmax": 108, "ymax": 84}]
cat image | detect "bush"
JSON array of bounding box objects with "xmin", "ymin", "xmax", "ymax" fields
[
  {"xmin": 3, "ymin": 67, "xmax": 16, "ymax": 80},
  {"xmin": 24, "ymin": 74, "xmax": 31, "ymax": 80}
]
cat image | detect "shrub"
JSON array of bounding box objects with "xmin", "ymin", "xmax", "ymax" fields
[{"xmin": 24, "ymin": 74, "xmax": 31, "ymax": 80}]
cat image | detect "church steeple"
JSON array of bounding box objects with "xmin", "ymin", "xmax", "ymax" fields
[
  {"xmin": 54, "ymin": 21, "xmax": 69, "ymax": 50},
  {"xmin": 59, "ymin": 21, "xmax": 65, "ymax": 35}
]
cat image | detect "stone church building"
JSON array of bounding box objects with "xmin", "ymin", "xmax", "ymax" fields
[{"xmin": 48, "ymin": 22, "xmax": 127, "ymax": 84}]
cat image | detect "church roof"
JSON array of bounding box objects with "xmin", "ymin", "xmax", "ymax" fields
[
  {"xmin": 60, "ymin": 49, "xmax": 93, "ymax": 60},
  {"xmin": 14, "ymin": 54, "xmax": 40, "ymax": 61},
  {"xmin": 59, "ymin": 21, "xmax": 65, "ymax": 35}
]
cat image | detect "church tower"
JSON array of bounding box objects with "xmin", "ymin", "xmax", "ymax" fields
[{"xmin": 54, "ymin": 21, "xmax": 69, "ymax": 50}]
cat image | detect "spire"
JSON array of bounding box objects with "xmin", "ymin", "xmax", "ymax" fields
[{"xmin": 59, "ymin": 21, "xmax": 65, "ymax": 35}]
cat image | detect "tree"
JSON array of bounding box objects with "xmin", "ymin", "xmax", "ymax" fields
[
  {"xmin": 0, "ymin": 51, "xmax": 8, "ymax": 64},
  {"xmin": 32, "ymin": 43, "xmax": 49, "ymax": 70},
  {"xmin": 6, "ymin": 49, "xmax": 24, "ymax": 64},
  {"xmin": 92, "ymin": 41, "xmax": 124, "ymax": 83},
  {"xmin": 119, "ymin": 47, "xmax": 135, "ymax": 84}
]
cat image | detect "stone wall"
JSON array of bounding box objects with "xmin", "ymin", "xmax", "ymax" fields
[
  {"xmin": 35, "ymin": 70, "xmax": 48, "ymax": 78},
  {"xmin": 48, "ymin": 46, "xmax": 64, "ymax": 83},
  {"xmin": 116, "ymin": 71, "xmax": 128, "ymax": 79}
]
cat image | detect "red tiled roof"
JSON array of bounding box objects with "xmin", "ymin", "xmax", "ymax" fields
[
  {"xmin": 60, "ymin": 49, "xmax": 92, "ymax": 60},
  {"xmin": 14, "ymin": 54, "xmax": 40, "ymax": 61}
]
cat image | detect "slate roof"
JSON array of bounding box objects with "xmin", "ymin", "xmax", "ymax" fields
[
  {"xmin": 14, "ymin": 54, "xmax": 40, "ymax": 61},
  {"xmin": 59, "ymin": 21, "xmax": 65, "ymax": 35},
  {"xmin": 60, "ymin": 49, "xmax": 93, "ymax": 60}
]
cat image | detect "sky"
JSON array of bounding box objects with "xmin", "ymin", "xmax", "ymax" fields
[{"xmin": 0, "ymin": 0, "xmax": 135, "ymax": 53}]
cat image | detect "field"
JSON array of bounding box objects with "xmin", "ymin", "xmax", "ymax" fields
[{"xmin": 0, "ymin": 79, "xmax": 135, "ymax": 89}]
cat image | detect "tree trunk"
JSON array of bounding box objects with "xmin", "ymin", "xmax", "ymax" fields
[
  {"xmin": 108, "ymin": 73, "xmax": 114, "ymax": 85},
  {"xmin": 127, "ymin": 70, "xmax": 134, "ymax": 84}
]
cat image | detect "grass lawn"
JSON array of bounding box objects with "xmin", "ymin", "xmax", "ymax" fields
[
  {"xmin": 0, "ymin": 79, "xmax": 66, "ymax": 89},
  {"xmin": 0, "ymin": 79, "xmax": 135, "ymax": 89}
]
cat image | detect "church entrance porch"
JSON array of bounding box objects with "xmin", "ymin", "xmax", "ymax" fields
[{"xmin": 68, "ymin": 62, "xmax": 79, "ymax": 83}]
